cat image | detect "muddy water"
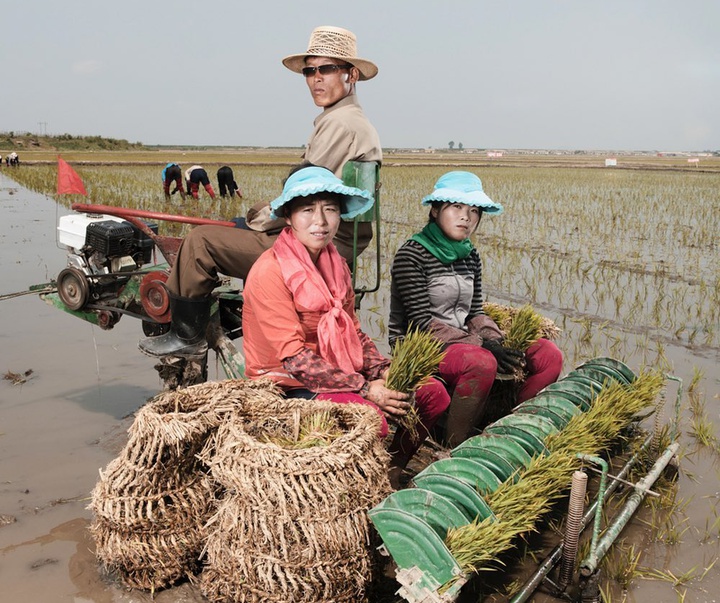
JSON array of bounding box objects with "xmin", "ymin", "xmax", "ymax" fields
[
  {"xmin": 0, "ymin": 174, "xmax": 205, "ymax": 602},
  {"xmin": 1, "ymin": 172, "xmax": 719, "ymax": 602}
]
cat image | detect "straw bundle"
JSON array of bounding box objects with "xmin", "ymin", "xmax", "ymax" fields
[
  {"xmin": 199, "ymin": 397, "xmax": 391, "ymax": 603},
  {"xmin": 445, "ymin": 370, "xmax": 664, "ymax": 575},
  {"xmin": 89, "ymin": 379, "xmax": 280, "ymax": 591}
]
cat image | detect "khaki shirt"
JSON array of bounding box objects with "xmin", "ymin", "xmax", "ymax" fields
[{"xmin": 246, "ymin": 93, "xmax": 381, "ymax": 234}]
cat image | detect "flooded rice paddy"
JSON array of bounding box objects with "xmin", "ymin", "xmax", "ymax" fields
[{"xmin": 1, "ymin": 161, "xmax": 719, "ymax": 602}]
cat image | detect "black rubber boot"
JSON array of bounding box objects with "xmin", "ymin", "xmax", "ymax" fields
[{"xmin": 138, "ymin": 293, "xmax": 210, "ymax": 357}]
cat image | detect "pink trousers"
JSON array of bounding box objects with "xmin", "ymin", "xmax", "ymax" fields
[
  {"xmin": 318, "ymin": 376, "xmax": 450, "ymax": 469},
  {"xmin": 441, "ymin": 338, "xmax": 563, "ymax": 447}
]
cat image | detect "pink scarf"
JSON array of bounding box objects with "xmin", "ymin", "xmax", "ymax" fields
[{"xmin": 273, "ymin": 228, "xmax": 364, "ymax": 374}]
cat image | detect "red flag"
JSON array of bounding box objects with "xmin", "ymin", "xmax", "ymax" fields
[{"xmin": 57, "ymin": 156, "xmax": 87, "ymax": 196}]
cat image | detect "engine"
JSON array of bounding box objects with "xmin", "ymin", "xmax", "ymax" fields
[{"xmin": 56, "ymin": 213, "xmax": 157, "ymax": 312}]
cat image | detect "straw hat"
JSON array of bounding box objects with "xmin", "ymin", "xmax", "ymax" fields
[
  {"xmin": 422, "ymin": 171, "xmax": 504, "ymax": 214},
  {"xmin": 270, "ymin": 166, "xmax": 374, "ymax": 220},
  {"xmin": 282, "ymin": 26, "xmax": 378, "ymax": 81}
]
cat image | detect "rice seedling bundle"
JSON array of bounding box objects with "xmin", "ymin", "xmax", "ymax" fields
[
  {"xmin": 481, "ymin": 303, "xmax": 561, "ymax": 383},
  {"xmin": 482, "ymin": 302, "xmax": 561, "ymax": 346},
  {"xmin": 88, "ymin": 379, "xmax": 278, "ymax": 590},
  {"xmin": 445, "ymin": 370, "xmax": 663, "ymax": 575},
  {"xmin": 385, "ymin": 328, "xmax": 446, "ymax": 440},
  {"xmin": 259, "ymin": 408, "xmax": 344, "ymax": 449},
  {"xmin": 199, "ymin": 396, "xmax": 391, "ymax": 603}
]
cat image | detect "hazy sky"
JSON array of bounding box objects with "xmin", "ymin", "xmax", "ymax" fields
[{"xmin": 3, "ymin": 1, "xmax": 718, "ymax": 151}]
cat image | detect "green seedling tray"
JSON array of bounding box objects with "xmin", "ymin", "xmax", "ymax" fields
[
  {"xmin": 533, "ymin": 387, "xmax": 592, "ymax": 411},
  {"xmin": 453, "ymin": 434, "xmax": 533, "ymax": 471},
  {"xmin": 514, "ymin": 404, "xmax": 570, "ymax": 430},
  {"xmin": 412, "ymin": 474, "xmax": 495, "ymax": 521},
  {"xmin": 483, "ymin": 424, "xmax": 548, "ymax": 457},
  {"xmin": 450, "ymin": 444, "xmax": 518, "ymax": 483},
  {"xmin": 516, "ymin": 396, "xmax": 582, "ymax": 425},
  {"xmin": 577, "ymin": 357, "xmax": 636, "ymax": 383},
  {"xmin": 415, "ymin": 458, "xmax": 502, "ymax": 496},
  {"xmin": 491, "ymin": 412, "xmax": 559, "ymax": 440}
]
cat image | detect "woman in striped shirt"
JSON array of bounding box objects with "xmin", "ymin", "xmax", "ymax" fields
[{"xmin": 389, "ymin": 171, "xmax": 563, "ymax": 448}]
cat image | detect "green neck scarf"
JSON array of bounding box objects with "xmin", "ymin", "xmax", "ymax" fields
[{"xmin": 410, "ymin": 222, "xmax": 474, "ymax": 264}]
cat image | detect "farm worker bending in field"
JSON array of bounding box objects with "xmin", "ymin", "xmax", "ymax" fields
[
  {"xmin": 161, "ymin": 162, "xmax": 186, "ymax": 200},
  {"xmin": 216, "ymin": 165, "xmax": 242, "ymax": 198},
  {"xmin": 389, "ymin": 171, "xmax": 563, "ymax": 448},
  {"xmin": 184, "ymin": 165, "xmax": 217, "ymax": 200},
  {"xmin": 243, "ymin": 166, "xmax": 450, "ymax": 488},
  {"xmin": 139, "ymin": 25, "xmax": 380, "ymax": 358}
]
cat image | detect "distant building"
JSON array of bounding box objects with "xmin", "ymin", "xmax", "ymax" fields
[
  {"xmin": 487, "ymin": 151, "xmax": 503, "ymax": 158},
  {"xmin": 605, "ymin": 158, "xmax": 617, "ymax": 167}
]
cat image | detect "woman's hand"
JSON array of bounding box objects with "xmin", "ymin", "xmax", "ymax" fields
[{"xmin": 364, "ymin": 380, "xmax": 411, "ymax": 418}]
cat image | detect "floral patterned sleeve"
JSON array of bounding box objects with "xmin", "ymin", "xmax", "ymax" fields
[{"xmin": 282, "ymin": 348, "xmax": 367, "ymax": 394}]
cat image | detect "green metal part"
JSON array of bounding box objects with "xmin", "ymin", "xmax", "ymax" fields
[
  {"xmin": 369, "ymin": 490, "xmax": 466, "ymax": 591},
  {"xmin": 41, "ymin": 291, "xmax": 101, "ymax": 326},
  {"xmin": 368, "ymin": 356, "xmax": 658, "ymax": 602},
  {"xmin": 490, "ymin": 413, "xmax": 559, "ymax": 440},
  {"xmin": 562, "ymin": 372, "xmax": 604, "ymax": 394},
  {"xmin": 580, "ymin": 442, "xmax": 680, "ymax": 575},
  {"xmin": 452, "ymin": 434, "xmax": 533, "ymax": 471},
  {"xmin": 510, "ymin": 433, "xmax": 655, "ymax": 603},
  {"xmin": 516, "ymin": 396, "xmax": 582, "ymax": 424},
  {"xmin": 414, "ymin": 458, "xmax": 502, "ymax": 496},
  {"xmin": 534, "ymin": 386, "xmax": 592, "ymax": 411},
  {"xmin": 570, "ymin": 366, "xmax": 620, "ymax": 389},
  {"xmin": 378, "ymin": 488, "xmax": 472, "ymax": 528},
  {"xmin": 341, "ymin": 160, "xmax": 381, "ymax": 295},
  {"xmin": 577, "ymin": 357, "xmax": 636, "ymax": 383},
  {"xmin": 412, "ymin": 474, "xmax": 495, "ymax": 522},
  {"xmin": 448, "ymin": 445, "xmax": 518, "ymax": 483},
  {"xmin": 542, "ymin": 380, "xmax": 598, "ymax": 406},
  {"xmin": 573, "ymin": 362, "xmax": 631, "ymax": 385},
  {"xmin": 514, "ymin": 404, "xmax": 571, "ymax": 430},
  {"xmin": 482, "ymin": 424, "xmax": 548, "ymax": 457}
]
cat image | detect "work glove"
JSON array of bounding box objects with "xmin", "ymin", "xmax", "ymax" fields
[{"xmin": 482, "ymin": 339, "xmax": 526, "ymax": 374}]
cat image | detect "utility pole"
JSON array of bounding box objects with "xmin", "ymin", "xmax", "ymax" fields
[{"xmin": 37, "ymin": 121, "xmax": 48, "ymax": 136}]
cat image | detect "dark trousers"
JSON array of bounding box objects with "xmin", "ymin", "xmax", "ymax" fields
[{"xmin": 217, "ymin": 166, "xmax": 239, "ymax": 198}]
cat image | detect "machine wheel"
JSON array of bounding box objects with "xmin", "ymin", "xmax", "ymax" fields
[
  {"xmin": 57, "ymin": 267, "xmax": 90, "ymax": 311},
  {"xmin": 140, "ymin": 271, "xmax": 171, "ymax": 323},
  {"xmin": 97, "ymin": 310, "xmax": 121, "ymax": 330}
]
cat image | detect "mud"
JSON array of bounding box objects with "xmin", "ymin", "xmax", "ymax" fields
[
  {"xmin": 1, "ymin": 171, "xmax": 719, "ymax": 602},
  {"xmin": 0, "ymin": 173, "xmax": 204, "ymax": 602}
]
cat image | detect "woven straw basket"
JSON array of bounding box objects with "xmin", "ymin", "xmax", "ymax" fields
[
  {"xmin": 88, "ymin": 379, "xmax": 279, "ymax": 590},
  {"xmin": 200, "ymin": 396, "xmax": 391, "ymax": 603}
]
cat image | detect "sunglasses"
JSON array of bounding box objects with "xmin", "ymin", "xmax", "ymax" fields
[{"xmin": 301, "ymin": 64, "xmax": 352, "ymax": 77}]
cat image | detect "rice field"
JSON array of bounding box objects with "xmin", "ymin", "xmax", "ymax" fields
[{"xmin": 4, "ymin": 151, "xmax": 720, "ymax": 601}]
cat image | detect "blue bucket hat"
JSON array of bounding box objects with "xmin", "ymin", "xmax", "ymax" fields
[
  {"xmin": 270, "ymin": 166, "xmax": 374, "ymax": 219},
  {"xmin": 421, "ymin": 171, "xmax": 503, "ymax": 214}
]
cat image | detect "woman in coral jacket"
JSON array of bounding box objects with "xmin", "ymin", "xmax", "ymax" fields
[{"xmin": 242, "ymin": 166, "xmax": 450, "ymax": 488}]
